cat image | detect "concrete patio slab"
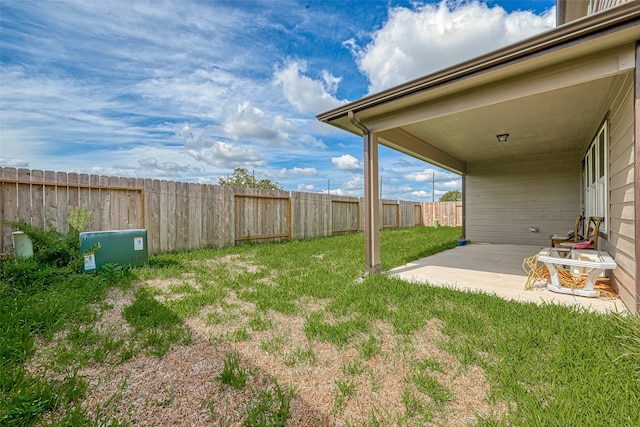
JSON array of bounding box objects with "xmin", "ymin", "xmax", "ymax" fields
[{"xmin": 388, "ymin": 243, "xmax": 627, "ymax": 314}]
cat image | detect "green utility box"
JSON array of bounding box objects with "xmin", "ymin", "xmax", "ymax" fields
[{"xmin": 80, "ymin": 229, "xmax": 148, "ymax": 273}]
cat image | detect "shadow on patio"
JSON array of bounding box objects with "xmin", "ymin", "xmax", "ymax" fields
[{"xmin": 388, "ymin": 243, "xmax": 627, "ymax": 314}]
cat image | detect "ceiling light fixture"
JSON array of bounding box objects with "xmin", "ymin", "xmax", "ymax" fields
[{"xmin": 496, "ymin": 133, "xmax": 509, "ymax": 143}]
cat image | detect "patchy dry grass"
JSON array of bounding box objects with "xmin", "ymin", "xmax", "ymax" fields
[{"xmin": 5, "ymin": 227, "xmax": 640, "ymax": 426}]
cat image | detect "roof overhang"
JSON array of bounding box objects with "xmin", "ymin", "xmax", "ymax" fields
[{"xmin": 317, "ymin": 2, "xmax": 640, "ymax": 175}]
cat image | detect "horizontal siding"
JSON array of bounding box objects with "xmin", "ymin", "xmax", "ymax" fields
[
  {"xmin": 466, "ymin": 152, "xmax": 582, "ymax": 246},
  {"xmin": 602, "ymin": 73, "xmax": 636, "ymax": 312}
]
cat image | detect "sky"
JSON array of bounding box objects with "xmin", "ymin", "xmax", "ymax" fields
[{"xmin": 0, "ymin": 0, "xmax": 556, "ymax": 200}]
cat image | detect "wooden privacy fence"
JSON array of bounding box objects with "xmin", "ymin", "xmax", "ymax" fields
[
  {"xmin": 0, "ymin": 167, "xmax": 462, "ymax": 255},
  {"xmin": 422, "ymin": 202, "xmax": 463, "ymax": 227}
]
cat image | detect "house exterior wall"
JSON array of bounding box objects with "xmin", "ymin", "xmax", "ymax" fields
[
  {"xmin": 558, "ymin": 0, "xmax": 633, "ymax": 25},
  {"xmin": 601, "ymin": 72, "xmax": 636, "ymax": 313},
  {"xmin": 465, "ymin": 152, "xmax": 582, "ymax": 246}
]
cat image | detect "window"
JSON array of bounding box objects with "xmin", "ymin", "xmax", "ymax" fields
[{"xmin": 583, "ymin": 120, "xmax": 607, "ymax": 232}]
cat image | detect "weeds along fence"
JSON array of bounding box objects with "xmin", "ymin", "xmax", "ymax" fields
[{"xmin": 0, "ymin": 167, "xmax": 462, "ymax": 254}]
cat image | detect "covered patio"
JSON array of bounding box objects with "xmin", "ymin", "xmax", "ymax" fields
[
  {"xmin": 318, "ymin": 4, "xmax": 640, "ymax": 313},
  {"xmin": 388, "ymin": 243, "xmax": 627, "ymax": 314}
]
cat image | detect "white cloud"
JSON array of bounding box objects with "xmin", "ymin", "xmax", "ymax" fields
[
  {"xmin": 222, "ymin": 102, "xmax": 295, "ymax": 146},
  {"xmin": 344, "ymin": 175, "xmax": 364, "ymax": 190},
  {"xmin": 350, "ymin": 0, "xmax": 556, "ymax": 93},
  {"xmin": 0, "ymin": 157, "xmax": 30, "ymax": 168},
  {"xmin": 177, "ymin": 123, "xmax": 264, "ymax": 168},
  {"xmin": 274, "ymin": 61, "xmax": 347, "ymax": 114},
  {"xmin": 291, "ymin": 167, "xmax": 318, "ymax": 176},
  {"xmin": 298, "ymin": 134, "xmax": 327, "ymax": 149},
  {"xmin": 440, "ymin": 179, "xmax": 462, "ymax": 189},
  {"xmin": 326, "ymin": 188, "xmax": 346, "ymax": 196},
  {"xmin": 411, "ymin": 190, "xmax": 429, "ymax": 198},
  {"xmin": 404, "ymin": 169, "xmax": 437, "ymax": 182},
  {"xmin": 186, "ymin": 142, "xmax": 265, "ymax": 168},
  {"xmin": 298, "ymin": 183, "xmax": 314, "ymax": 191},
  {"xmin": 332, "ymin": 154, "xmax": 362, "ymax": 171},
  {"xmin": 136, "ymin": 157, "xmax": 196, "ymax": 177},
  {"xmin": 267, "ymin": 167, "xmax": 318, "ymax": 180}
]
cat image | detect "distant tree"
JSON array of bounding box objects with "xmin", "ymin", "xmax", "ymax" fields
[
  {"xmin": 439, "ymin": 190, "xmax": 461, "ymax": 202},
  {"xmin": 218, "ymin": 168, "xmax": 282, "ymax": 190}
]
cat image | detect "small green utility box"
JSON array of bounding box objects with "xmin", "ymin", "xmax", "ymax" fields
[{"xmin": 80, "ymin": 229, "xmax": 148, "ymax": 273}]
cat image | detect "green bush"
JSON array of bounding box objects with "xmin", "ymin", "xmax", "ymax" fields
[{"xmin": 5, "ymin": 221, "xmax": 81, "ymax": 270}]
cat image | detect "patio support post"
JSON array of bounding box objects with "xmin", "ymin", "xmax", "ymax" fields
[{"xmin": 349, "ymin": 111, "xmax": 381, "ymax": 275}]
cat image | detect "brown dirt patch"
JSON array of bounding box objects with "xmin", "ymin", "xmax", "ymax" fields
[{"xmin": 72, "ymin": 303, "xmax": 506, "ymax": 426}]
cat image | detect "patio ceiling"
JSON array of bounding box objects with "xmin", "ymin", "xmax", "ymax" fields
[{"xmin": 318, "ymin": 5, "xmax": 640, "ymax": 175}]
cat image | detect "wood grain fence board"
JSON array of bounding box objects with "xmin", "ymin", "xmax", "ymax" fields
[
  {"xmin": 188, "ymin": 183, "xmax": 202, "ymax": 250},
  {"xmin": 68, "ymin": 172, "xmax": 79, "ymax": 208},
  {"xmin": 118, "ymin": 177, "xmax": 129, "ymax": 229},
  {"xmin": 234, "ymin": 190, "xmax": 246, "ymax": 240},
  {"xmin": 176, "ymin": 181, "xmax": 189, "ymax": 250},
  {"xmin": 157, "ymin": 180, "xmax": 168, "ymax": 252},
  {"xmin": 200, "ymin": 183, "xmax": 212, "ymax": 248},
  {"xmin": 108, "ymin": 176, "xmax": 120, "ymax": 229},
  {"xmin": 414, "ymin": 203, "xmax": 422, "ymax": 226},
  {"xmin": 212, "ymin": 184, "xmax": 225, "ymax": 247},
  {"xmin": 108, "ymin": 176, "xmax": 118, "ymax": 229},
  {"xmin": 399, "ymin": 200, "xmax": 415, "ymax": 228},
  {"xmin": 147, "ymin": 179, "xmax": 162, "ymax": 254},
  {"xmin": 220, "ymin": 185, "xmax": 234, "ymax": 247},
  {"xmin": 167, "ymin": 180, "xmax": 177, "ymax": 251},
  {"xmin": 318, "ymin": 193, "xmax": 332, "ymax": 237},
  {"xmin": 56, "ymin": 172, "xmax": 69, "ymax": 234},
  {"xmin": 127, "ymin": 178, "xmax": 140, "ymax": 229},
  {"xmin": 89, "ymin": 175, "xmax": 100, "ymax": 231},
  {"xmin": 211, "ymin": 185, "xmax": 223, "ymax": 247},
  {"xmin": 77, "ymin": 174, "xmax": 92, "ymax": 232},
  {"xmin": 43, "ymin": 171, "xmax": 57, "ymax": 231},
  {"xmin": 1, "ymin": 168, "xmax": 17, "ymax": 252},
  {"xmin": 98, "ymin": 175, "xmax": 111, "ymax": 231},
  {"xmin": 30, "ymin": 170, "xmax": 41, "ymax": 228},
  {"xmin": 17, "ymin": 169, "xmax": 32, "ymax": 228},
  {"xmin": 137, "ymin": 178, "xmax": 145, "ymax": 229},
  {"xmin": 211, "ymin": 184, "xmax": 223, "ymax": 247},
  {"xmin": 290, "ymin": 191, "xmax": 302, "ymax": 239},
  {"xmin": 78, "ymin": 174, "xmax": 90, "ymax": 217}
]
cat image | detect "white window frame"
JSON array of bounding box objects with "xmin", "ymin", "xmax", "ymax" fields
[{"xmin": 583, "ymin": 119, "xmax": 608, "ymax": 233}]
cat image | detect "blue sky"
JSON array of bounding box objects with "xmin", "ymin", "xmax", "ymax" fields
[{"xmin": 0, "ymin": 0, "xmax": 555, "ymax": 200}]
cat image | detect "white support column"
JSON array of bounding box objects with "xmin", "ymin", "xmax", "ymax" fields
[{"xmin": 364, "ymin": 131, "xmax": 381, "ymax": 274}]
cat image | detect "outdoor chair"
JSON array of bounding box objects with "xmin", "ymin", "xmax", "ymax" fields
[
  {"xmin": 556, "ymin": 216, "xmax": 603, "ymax": 250},
  {"xmin": 550, "ymin": 215, "xmax": 583, "ymax": 248}
]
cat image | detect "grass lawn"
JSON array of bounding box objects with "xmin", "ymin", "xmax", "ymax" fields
[{"xmin": 1, "ymin": 226, "xmax": 639, "ymax": 426}]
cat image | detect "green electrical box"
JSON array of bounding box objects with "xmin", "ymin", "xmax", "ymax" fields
[{"xmin": 80, "ymin": 229, "xmax": 149, "ymax": 273}]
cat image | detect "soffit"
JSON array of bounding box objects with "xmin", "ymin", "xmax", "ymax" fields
[{"xmin": 397, "ymin": 75, "xmax": 618, "ymax": 164}]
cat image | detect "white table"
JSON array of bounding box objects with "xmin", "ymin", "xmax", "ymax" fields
[{"xmin": 537, "ymin": 248, "xmax": 617, "ymax": 297}]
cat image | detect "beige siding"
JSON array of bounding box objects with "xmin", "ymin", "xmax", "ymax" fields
[
  {"xmin": 466, "ymin": 152, "xmax": 582, "ymax": 246},
  {"xmin": 602, "ymin": 73, "xmax": 636, "ymax": 312}
]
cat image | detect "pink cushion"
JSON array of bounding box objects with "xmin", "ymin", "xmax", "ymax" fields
[{"xmin": 573, "ymin": 241, "xmax": 592, "ymax": 249}]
